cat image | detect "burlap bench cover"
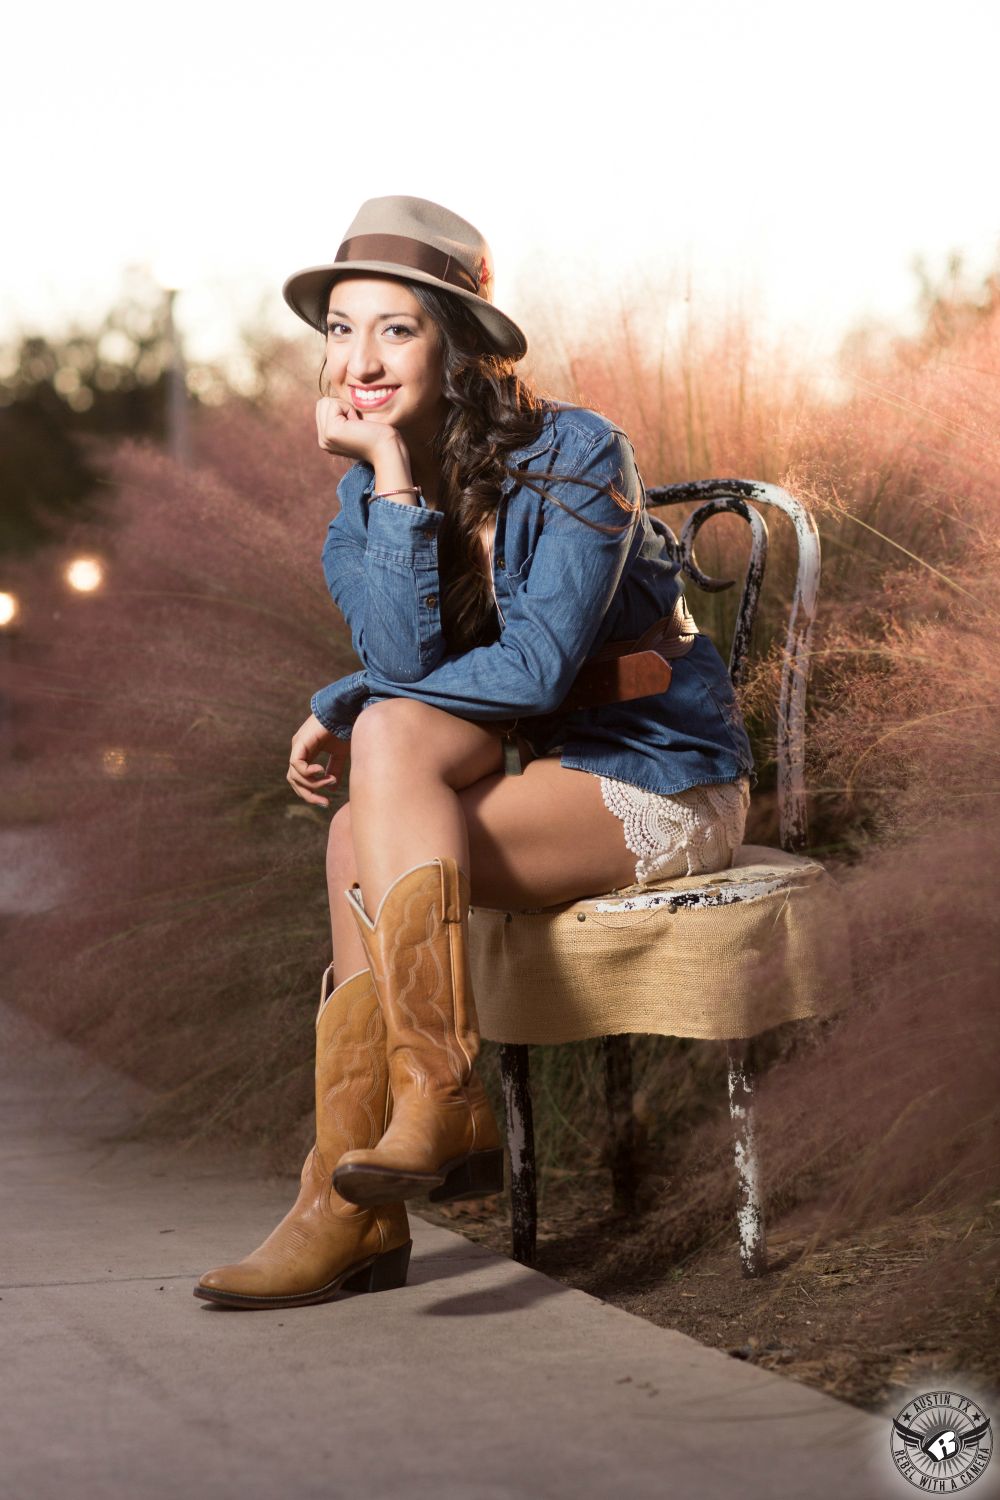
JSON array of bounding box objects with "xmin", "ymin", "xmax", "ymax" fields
[{"xmin": 468, "ymin": 844, "xmax": 852, "ymax": 1044}]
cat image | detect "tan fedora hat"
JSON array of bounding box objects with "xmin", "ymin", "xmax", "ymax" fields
[{"xmin": 282, "ymin": 195, "xmax": 527, "ymax": 360}]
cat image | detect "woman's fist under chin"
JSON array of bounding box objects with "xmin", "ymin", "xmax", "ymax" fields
[{"xmin": 315, "ymin": 396, "xmax": 401, "ymax": 463}]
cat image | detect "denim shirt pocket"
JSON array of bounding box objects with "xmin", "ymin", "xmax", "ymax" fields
[
  {"xmin": 491, "ymin": 545, "xmax": 536, "ymax": 625},
  {"xmin": 501, "ymin": 548, "xmax": 535, "ymax": 587}
]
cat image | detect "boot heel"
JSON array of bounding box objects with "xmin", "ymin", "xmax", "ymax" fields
[
  {"xmin": 429, "ymin": 1148, "xmax": 505, "ymax": 1203},
  {"xmin": 342, "ymin": 1238, "xmax": 412, "ymax": 1294}
]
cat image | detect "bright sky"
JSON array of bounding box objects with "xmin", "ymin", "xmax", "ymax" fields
[{"xmin": 4, "ymin": 0, "xmax": 998, "ymax": 375}]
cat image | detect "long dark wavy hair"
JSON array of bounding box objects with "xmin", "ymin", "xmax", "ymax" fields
[{"xmin": 318, "ymin": 275, "xmax": 641, "ymax": 655}]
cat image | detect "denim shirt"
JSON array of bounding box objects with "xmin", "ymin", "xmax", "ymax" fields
[{"xmin": 311, "ymin": 401, "xmax": 757, "ymax": 797}]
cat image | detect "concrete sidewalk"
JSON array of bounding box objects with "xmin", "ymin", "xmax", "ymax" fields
[{"xmin": 0, "ymin": 1003, "xmax": 894, "ymax": 1500}]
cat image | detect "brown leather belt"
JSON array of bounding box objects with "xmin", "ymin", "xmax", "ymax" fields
[
  {"xmin": 496, "ymin": 591, "xmax": 699, "ymax": 730},
  {"xmin": 493, "ymin": 592, "xmax": 700, "ymax": 772},
  {"xmin": 554, "ymin": 590, "xmax": 699, "ymax": 715}
]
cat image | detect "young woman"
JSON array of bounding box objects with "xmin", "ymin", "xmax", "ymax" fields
[{"xmin": 195, "ymin": 196, "xmax": 756, "ymax": 1309}]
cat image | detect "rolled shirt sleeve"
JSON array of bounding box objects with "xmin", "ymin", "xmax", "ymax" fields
[{"xmin": 311, "ymin": 426, "xmax": 645, "ymax": 731}]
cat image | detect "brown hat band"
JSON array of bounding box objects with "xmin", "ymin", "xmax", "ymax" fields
[{"xmin": 335, "ymin": 233, "xmax": 483, "ymax": 297}]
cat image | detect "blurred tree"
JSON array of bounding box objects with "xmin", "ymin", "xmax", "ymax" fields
[
  {"xmin": 905, "ymin": 247, "xmax": 1000, "ymax": 360},
  {"xmin": 0, "ymin": 265, "xmax": 238, "ymax": 557}
]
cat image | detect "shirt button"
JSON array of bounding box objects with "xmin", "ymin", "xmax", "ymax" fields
[
  {"xmin": 425, "ymin": 594, "xmax": 438, "ymax": 608},
  {"xmin": 497, "ymin": 556, "xmax": 505, "ymax": 569}
]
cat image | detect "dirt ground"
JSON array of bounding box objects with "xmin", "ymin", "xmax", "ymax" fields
[{"xmin": 419, "ymin": 1170, "xmax": 1000, "ymax": 1415}]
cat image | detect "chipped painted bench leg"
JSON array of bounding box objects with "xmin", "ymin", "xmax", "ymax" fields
[
  {"xmin": 499, "ymin": 1042, "xmax": 537, "ymax": 1267},
  {"xmin": 726, "ymin": 1037, "xmax": 768, "ymax": 1277},
  {"xmin": 602, "ymin": 1034, "xmax": 638, "ymax": 1214}
]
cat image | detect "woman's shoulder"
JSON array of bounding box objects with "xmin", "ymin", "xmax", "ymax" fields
[
  {"xmin": 502, "ymin": 402, "xmax": 627, "ymax": 480},
  {"xmin": 540, "ymin": 400, "xmax": 630, "ymax": 451}
]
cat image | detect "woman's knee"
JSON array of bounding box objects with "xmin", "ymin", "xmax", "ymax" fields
[
  {"xmin": 349, "ymin": 699, "xmax": 424, "ymax": 764},
  {"xmin": 349, "ymin": 697, "xmax": 503, "ymax": 789}
]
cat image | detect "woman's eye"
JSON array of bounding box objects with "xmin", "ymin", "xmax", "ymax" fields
[
  {"xmin": 385, "ymin": 324, "xmax": 413, "ymax": 338},
  {"xmin": 326, "ymin": 323, "xmax": 349, "ymax": 336}
]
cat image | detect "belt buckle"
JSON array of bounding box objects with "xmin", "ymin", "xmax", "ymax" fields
[{"xmin": 502, "ymin": 729, "xmax": 524, "ymax": 775}]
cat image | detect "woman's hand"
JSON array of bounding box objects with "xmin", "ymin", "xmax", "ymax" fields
[
  {"xmin": 288, "ymin": 713, "xmax": 347, "ymax": 808},
  {"xmin": 316, "ymin": 396, "xmax": 405, "ymax": 467}
]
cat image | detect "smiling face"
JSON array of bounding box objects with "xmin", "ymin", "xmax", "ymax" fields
[{"xmin": 324, "ymin": 275, "xmax": 448, "ymax": 450}]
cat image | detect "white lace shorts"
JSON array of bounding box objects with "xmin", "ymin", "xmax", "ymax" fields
[
  {"xmin": 598, "ymin": 773, "xmax": 752, "ymax": 885},
  {"xmin": 539, "ymin": 743, "xmax": 751, "ymax": 886}
]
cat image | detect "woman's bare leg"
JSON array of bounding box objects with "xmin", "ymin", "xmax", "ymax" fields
[
  {"xmin": 346, "ymin": 697, "xmax": 637, "ymax": 919},
  {"xmin": 347, "ymin": 698, "xmax": 505, "ymax": 919},
  {"xmin": 323, "ymin": 696, "xmax": 641, "ymax": 983},
  {"xmin": 325, "ymin": 804, "xmax": 370, "ymax": 988}
]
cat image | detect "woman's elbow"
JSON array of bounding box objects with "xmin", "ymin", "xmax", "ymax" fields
[
  {"xmin": 520, "ymin": 667, "xmax": 574, "ymax": 716},
  {"xmin": 358, "ymin": 636, "xmax": 430, "ymax": 684}
]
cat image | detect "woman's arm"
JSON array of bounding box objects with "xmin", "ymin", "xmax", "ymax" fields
[
  {"xmin": 315, "ymin": 406, "xmax": 450, "ymax": 683},
  {"xmin": 311, "ymin": 426, "xmax": 645, "ymax": 731},
  {"xmin": 321, "ymin": 495, "xmax": 449, "ymax": 682}
]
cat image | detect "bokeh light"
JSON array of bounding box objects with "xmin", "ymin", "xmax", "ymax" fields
[
  {"xmin": 101, "ymin": 747, "xmax": 129, "ymax": 777},
  {"xmin": 65, "ymin": 557, "xmax": 104, "ymax": 593}
]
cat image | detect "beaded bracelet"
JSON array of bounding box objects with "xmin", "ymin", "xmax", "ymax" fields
[{"xmin": 374, "ymin": 486, "xmax": 422, "ymax": 501}]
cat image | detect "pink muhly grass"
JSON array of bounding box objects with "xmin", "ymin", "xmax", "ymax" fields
[{"xmin": 3, "ymin": 393, "xmax": 358, "ymax": 1160}]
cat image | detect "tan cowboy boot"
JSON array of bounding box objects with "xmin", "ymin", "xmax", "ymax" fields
[
  {"xmin": 194, "ymin": 965, "xmax": 411, "ymax": 1309},
  {"xmin": 332, "ymin": 856, "xmax": 505, "ymax": 1207}
]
